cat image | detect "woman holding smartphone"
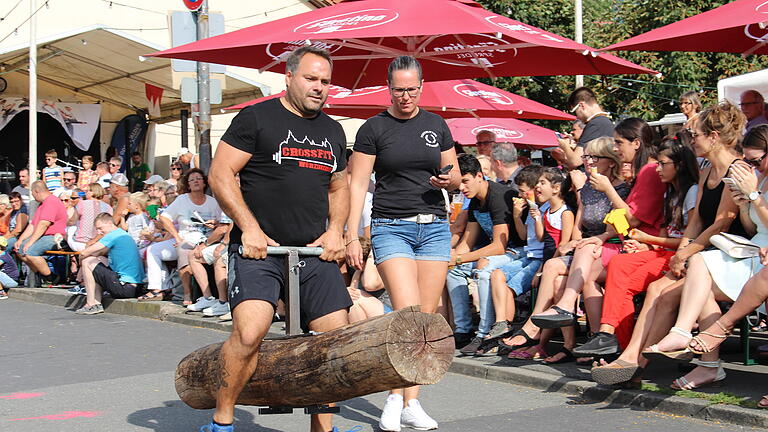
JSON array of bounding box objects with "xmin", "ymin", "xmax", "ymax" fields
[{"xmin": 346, "ymin": 55, "xmax": 459, "ymax": 432}]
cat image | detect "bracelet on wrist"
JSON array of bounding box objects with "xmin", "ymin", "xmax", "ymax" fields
[{"xmin": 345, "ymin": 238, "xmax": 360, "ymax": 246}]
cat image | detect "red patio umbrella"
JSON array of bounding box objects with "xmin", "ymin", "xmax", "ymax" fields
[
  {"xmin": 149, "ymin": 0, "xmax": 655, "ymax": 89},
  {"xmin": 226, "ymin": 79, "xmax": 575, "ymax": 121},
  {"xmin": 446, "ymin": 117, "xmax": 558, "ymax": 149},
  {"xmin": 603, "ymin": 0, "xmax": 768, "ymax": 56}
]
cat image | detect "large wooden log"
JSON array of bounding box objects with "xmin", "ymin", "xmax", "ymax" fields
[{"xmin": 176, "ymin": 306, "xmax": 454, "ymax": 409}]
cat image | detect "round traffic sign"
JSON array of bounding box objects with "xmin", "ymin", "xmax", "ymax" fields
[{"xmin": 183, "ymin": 0, "xmax": 203, "ymax": 11}]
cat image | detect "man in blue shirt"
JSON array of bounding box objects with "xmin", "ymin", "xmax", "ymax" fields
[{"xmin": 75, "ymin": 212, "xmax": 146, "ymax": 315}]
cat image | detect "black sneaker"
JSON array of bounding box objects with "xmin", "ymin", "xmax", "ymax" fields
[
  {"xmin": 453, "ymin": 332, "xmax": 473, "ymax": 350},
  {"xmin": 459, "ymin": 336, "xmax": 483, "ymax": 356},
  {"xmin": 572, "ymin": 332, "xmax": 620, "ymax": 357},
  {"xmin": 41, "ymin": 272, "xmax": 61, "ymax": 285}
]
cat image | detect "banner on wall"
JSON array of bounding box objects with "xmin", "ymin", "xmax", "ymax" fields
[
  {"xmin": 0, "ymin": 97, "xmax": 101, "ymax": 151},
  {"xmin": 110, "ymin": 114, "xmax": 148, "ymax": 173}
]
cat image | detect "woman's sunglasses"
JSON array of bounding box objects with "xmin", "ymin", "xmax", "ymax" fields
[{"xmin": 745, "ymin": 153, "xmax": 767, "ymax": 167}]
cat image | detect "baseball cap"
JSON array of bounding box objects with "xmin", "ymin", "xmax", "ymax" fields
[
  {"xmin": 178, "ymin": 147, "xmax": 189, "ymax": 157},
  {"xmin": 110, "ymin": 173, "xmax": 129, "ymax": 187},
  {"xmin": 144, "ymin": 174, "xmax": 164, "ymax": 185}
]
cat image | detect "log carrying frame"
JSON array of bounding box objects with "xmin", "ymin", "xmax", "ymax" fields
[
  {"xmin": 266, "ymin": 246, "xmax": 324, "ymax": 336},
  {"xmin": 252, "ymin": 246, "xmax": 338, "ymax": 415}
]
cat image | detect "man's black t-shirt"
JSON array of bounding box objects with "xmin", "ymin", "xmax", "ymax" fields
[
  {"xmin": 467, "ymin": 181, "xmax": 523, "ymax": 249},
  {"xmin": 578, "ymin": 115, "xmax": 614, "ymax": 147},
  {"xmin": 354, "ymin": 109, "xmax": 454, "ymax": 219},
  {"xmin": 220, "ymin": 98, "xmax": 347, "ymax": 246}
]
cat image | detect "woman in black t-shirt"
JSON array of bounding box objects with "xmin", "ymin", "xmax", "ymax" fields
[{"xmin": 345, "ymin": 56, "xmax": 459, "ymax": 432}]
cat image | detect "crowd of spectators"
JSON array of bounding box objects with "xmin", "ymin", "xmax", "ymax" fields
[
  {"xmin": 444, "ymin": 86, "xmax": 768, "ymax": 408},
  {"xmin": 0, "ymin": 151, "xmax": 238, "ymax": 320}
]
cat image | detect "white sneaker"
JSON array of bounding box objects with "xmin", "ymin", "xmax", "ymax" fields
[
  {"xmin": 400, "ymin": 399, "xmax": 438, "ymax": 430},
  {"xmin": 187, "ymin": 296, "xmax": 218, "ymax": 312},
  {"xmin": 379, "ymin": 393, "xmax": 403, "ymax": 432},
  {"xmin": 202, "ymin": 301, "xmax": 230, "ymax": 317}
]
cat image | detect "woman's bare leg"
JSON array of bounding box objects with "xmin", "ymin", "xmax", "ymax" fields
[
  {"xmin": 536, "ymin": 244, "xmax": 599, "ymax": 316},
  {"xmin": 654, "ymin": 254, "xmax": 716, "ymax": 352}
]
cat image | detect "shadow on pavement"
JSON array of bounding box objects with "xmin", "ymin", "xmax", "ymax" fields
[
  {"xmin": 338, "ymin": 397, "xmax": 381, "ymax": 429},
  {"xmin": 126, "ymin": 400, "xmax": 280, "ymax": 432}
]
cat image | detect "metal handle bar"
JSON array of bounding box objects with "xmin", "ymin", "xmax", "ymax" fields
[{"xmin": 238, "ymin": 246, "xmax": 324, "ymax": 256}]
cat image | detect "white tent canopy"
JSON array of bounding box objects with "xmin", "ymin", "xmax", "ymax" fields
[
  {"xmin": 0, "ymin": 25, "xmax": 269, "ymax": 125},
  {"xmin": 718, "ymin": 68, "xmax": 768, "ymax": 105}
]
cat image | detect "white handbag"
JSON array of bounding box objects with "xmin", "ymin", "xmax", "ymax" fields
[{"xmin": 710, "ymin": 232, "xmax": 761, "ymax": 259}]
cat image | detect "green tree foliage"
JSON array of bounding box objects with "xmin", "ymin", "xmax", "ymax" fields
[{"xmin": 477, "ymin": 0, "xmax": 768, "ymax": 127}]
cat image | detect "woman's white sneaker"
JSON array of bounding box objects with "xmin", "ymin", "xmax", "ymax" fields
[
  {"xmin": 378, "ymin": 393, "xmax": 403, "ymax": 431},
  {"xmin": 400, "ymin": 399, "xmax": 437, "ymax": 430}
]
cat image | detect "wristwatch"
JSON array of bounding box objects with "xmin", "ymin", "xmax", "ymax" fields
[
  {"xmin": 748, "ymin": 190, "xmax": 761, "ymax": 202},
  {"xmin": 456, "ymin": 254, "xmax": 463, "ymax": 265}
]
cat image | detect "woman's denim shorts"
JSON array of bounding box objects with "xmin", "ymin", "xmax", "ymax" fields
[{"xmin": 370, "ymin": 217, "xmax": 451, "ymax": 265}]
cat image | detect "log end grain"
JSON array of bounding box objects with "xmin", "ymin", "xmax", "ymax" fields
[{"xmin": 385, "ymin": 305, "xmax": 455, "ymax": 385}]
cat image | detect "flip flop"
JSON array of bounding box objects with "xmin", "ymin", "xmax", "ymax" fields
[
  {"xmin": 137, "ymin": 290, "xmax": 168, "ymax": 301},
  {"xmin": 543, "ymin": 347, "xmax": 575, "ymax": 365},
  {"xmin": 531, "ymin": 306, "xmax": 577, "ymax": 329},
  {"xmin": 591, "ymin": 359, "xmax": 643, "ymax": 386},
  {"xmin": 507, "ymin": 346, "xmax": 547, "ymax": 360}
]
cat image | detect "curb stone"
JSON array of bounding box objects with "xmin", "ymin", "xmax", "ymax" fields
[
  {"xmin": 9, "ymin": 287, "xmax": 768, "ymax": 428},
  {"xmin": 450, "ymin": 357, "xmax": 768, "ymax": 428}
]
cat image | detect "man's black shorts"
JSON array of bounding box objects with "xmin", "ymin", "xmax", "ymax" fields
[
  {"xmin": 227, "ymin": 248, "xmax": 352, "ymax": 330},
  {"xmin": 93, "ymin": 263, "xmax": 140, "ymax": 299}
]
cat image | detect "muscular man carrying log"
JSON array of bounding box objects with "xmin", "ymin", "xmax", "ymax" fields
[{"xmin": 205, "ymin": 46, "xmax": 352, "ymax": 432}]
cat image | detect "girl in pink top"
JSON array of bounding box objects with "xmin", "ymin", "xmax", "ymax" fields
[{"xmin": 76, "ymin": 156, "xmax": 99, "ymax": 190}]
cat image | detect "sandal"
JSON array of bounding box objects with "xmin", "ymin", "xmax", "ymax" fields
[
  {"xmin": 137, "ymin": 290, "xmax": 169, "ymax": 301},
  {"xmin": 531, "ymin": 306, "xmax": 577, "ymax": 329},
  {"xmin": 670, "ymin": 359, "xmax": 726, "ymax": 390},
  {"xmin": 543, "ymin": 347, "xmax": 575, "ymax": 365},
  {"xmin": 507, "ymin": 345, "xmax": 547, "ymax": 360},
  {"xmin": 689, "ymin": 320, "xmax": 731, "ymax": 355},
  {"xmin": 591, "ymin": 359, "xmax": 644, "ymax": 386},
  {"xmin": 758, "ymin": 395, "xmax": 768, "ymax": 409},
  {"xmin": 498, "ymin": 329, "xmax": 540, "ymax": 351},
  {"xmin": 642, "ymin": 327, "xmax": 694, "ymax": 362}
]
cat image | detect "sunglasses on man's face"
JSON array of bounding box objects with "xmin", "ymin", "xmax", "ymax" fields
[{"xmin": 171, "ymin": 167, "xmax": 182, "ymax": 171}]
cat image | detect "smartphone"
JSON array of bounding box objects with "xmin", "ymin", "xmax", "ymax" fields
[
  {"xmin": 554, "ymin": 132, "xmax": 565, "ymax": 139},
  {"xmin": 437, "ymin": 164, "xmax": 453, "ymax": 175},
  {"xmin": 722, "ymin": 177, "xmax": 738, "ymax": 189}
]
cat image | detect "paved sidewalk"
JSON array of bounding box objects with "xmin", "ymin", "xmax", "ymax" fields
[{"xmin": 7, "ymin": 286, "xmax": 768, "ymax": 428}]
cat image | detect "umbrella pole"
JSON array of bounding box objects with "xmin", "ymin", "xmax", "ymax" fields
[{"xmin": 28, "ymin": 0, "xmax": 38, "ymax": 184}]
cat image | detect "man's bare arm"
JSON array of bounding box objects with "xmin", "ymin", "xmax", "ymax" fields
[
  {"xmin": 209, "ymin": 141, "xmax": 276, "ymax": 259},
  {"xmin": 80, "ymin": 242, "xmax": 108, "ymax": 258},
  {"xmin": 327, "ymin": 170, "xmax": 350, "ymax": 234}
]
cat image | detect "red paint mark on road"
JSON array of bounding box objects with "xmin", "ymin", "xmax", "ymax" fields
[
  {"xmin": 9, "ymin": 411, "xmax": 102, "ymax": 421},
  {"xmin": 0, "ymin": 392, "xmax": 45, "ymax": 400}
]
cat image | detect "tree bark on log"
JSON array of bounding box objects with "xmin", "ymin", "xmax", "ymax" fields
[{"xmin": 175, "ymin": 306, "xmax": 455, "ymax": 409}]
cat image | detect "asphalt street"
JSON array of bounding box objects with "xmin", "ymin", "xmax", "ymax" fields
[{"xmin": 0, "ymin": 299, "xmax": 761, "ymax": 432}]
